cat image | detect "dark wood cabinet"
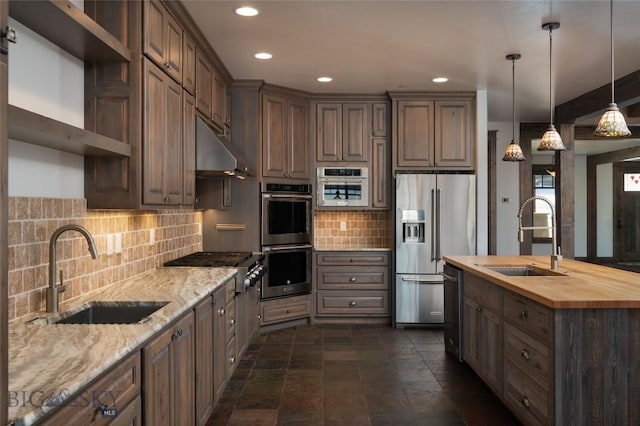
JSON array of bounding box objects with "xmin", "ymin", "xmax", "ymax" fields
[
  {"xmin": 371, "ymin": 138, "xmax": 389, "ymax": 208},
  {"xmin": 262, "ymin": 92, "xmax": 310, "ymax": 180},
  {"xmin": 182, "ymin": 31, "xmax": 196, "ymax": 95},
  {"xmin": 143, "ymin": 311, "xmax": 195, "ymax": 426},
  {"xmin": 143, "ymin": 0, "xmax": 182, "ymax": 84},
  {"xmin": 372, "ymin": 102, "xmax": 388, "ymax": 137},
  {"xmin": 182, "ymin": 92, "xmax": 196, "ymax": 206},
  {"xmin": 212, "ymin": 72, "xmax": 226, "ymax": 130},
  {"xmin": 195, "ymin": 296, "xmax": 214, "ymax": 426},
  {"xmin": 195, "ymin": 50, "xmax": 213, "ymax": 119},
  {"xmin": 213, "ymin": 286, "xmax": 227, "ymax": 403},
  {"xmin": 392, "ymin": 94, "xmax": 475, "ymax": 171},
  {"xmin": 143, "ymin": 58, "xmax": 183, "ymax": 206},
  {"xmin": 0, "ymin": 0, "xmax": 7, "ymax": 422},
  {"xmin": 316, "ymin": 102, "xmax": 368, "ymax": 162}
]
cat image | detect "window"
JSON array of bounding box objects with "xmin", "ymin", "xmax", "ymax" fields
[{"xmin": 532, "ymin": 165, "xmax": 555, "ymax": 241}]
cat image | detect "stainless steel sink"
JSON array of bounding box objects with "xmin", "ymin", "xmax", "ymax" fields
[
  {"xmin": 53, "ymin": 301, "xmax": 169, "ymax": 324},
  {"xmin": 482, "ymin": 265, "xmax": 568, "ymax": 277}
]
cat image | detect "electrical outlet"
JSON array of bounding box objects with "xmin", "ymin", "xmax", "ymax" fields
[
  {"xmin": 115, "ymin": 233, "xmax": 122, "ymax": 254},
  {"xmin": 502, "ymin": 197, "xmax": 510, "ymax": 204},
  {"xmin": 340, "ymin": 221, "xmax": 347, "ymax": 231},
  {"xmin": 197, "ymin": 223, "xmax": 202, "ymax": 236},
  {"xmin": 106, "ymin": 234, "xmax": 114, "ymax": 256},
  {"xmin": 149, "ymin": 228, "xmax": 155, "ymax": 246}
]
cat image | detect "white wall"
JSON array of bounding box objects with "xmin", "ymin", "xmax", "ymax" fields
[
  {"xmin": 7, "ymin": 19, "xmax": 85, "ymax": 198},
  {"xmin": 597, "ymin": 163, "xmax": 613, "ymax": 257},
  {"xmin": 489, "ymin": 121, "xmax": 520, "ymax": 255},
  {"xmin": 476, "ymin": 91, "xmax": 489, "ymax": 255}
]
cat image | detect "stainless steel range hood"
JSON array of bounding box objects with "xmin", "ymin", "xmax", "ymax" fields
[{"xmin": 196, "ymin": 117, "xmax": 254, "ymax": 178}]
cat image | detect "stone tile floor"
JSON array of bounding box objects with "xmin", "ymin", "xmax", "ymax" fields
[{"xmin": 206, "ymin": 324, "xmax": 521, "ymax": 426}]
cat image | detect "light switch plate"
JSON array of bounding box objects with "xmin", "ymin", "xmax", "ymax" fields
[
  {"xmin": 149, "ymin": 228, "xmax": 155, "ymax": 246},
  {"xmin": 340, "ymin": 221, "xmax": 347, "ymax": 231}
]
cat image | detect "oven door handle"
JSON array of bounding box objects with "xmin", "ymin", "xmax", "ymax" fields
[
  {"xmin": 263, "ymin": 244, "xmax": 313, "ymax": 252},
  {"xmin": 263, "ymin": 194, "xmax": 313, "ymax": 200}
]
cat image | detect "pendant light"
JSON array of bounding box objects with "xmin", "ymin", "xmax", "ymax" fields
[
  {"xmin": 593, "ymin": 0, "xmax": 631, "ymax": 138},
  {"xmin": 503, "ymin": 54, "xmax": 525, "ymax": 161},
  {"xmin": 538, "ymin": 22, "xmax": 566, "ymax": 151}
]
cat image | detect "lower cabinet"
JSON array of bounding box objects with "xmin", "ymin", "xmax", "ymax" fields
[
  {"xmin": 143, "ymin": 311, "xmax": 195, "ymax": 426},
  {"xmin": 38, "ymin": 352, "xmax": 141, "ymax": 426},
  {"xmin": 315, "ymin": 250, "xmax": 390, "ymax": 320},
  {"xmin": 195, "ymin": 296, "xmax": 215, "ymax": 426},
  {"xmin": 212, "ymin": 285, "xmax": 227, "ymax": 403},
  {"xmin": 261, "ymin": 294, "xmax": 311, "ymax": 325}
]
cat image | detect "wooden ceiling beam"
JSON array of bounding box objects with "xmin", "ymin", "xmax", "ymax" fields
[{"xmin": 555, "ymin": 69, "xmax": 640, "ymax": 124}]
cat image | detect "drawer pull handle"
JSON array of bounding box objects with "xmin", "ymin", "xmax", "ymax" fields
[
  {"xmin": 476, "ymin": 307, "xmax": 483, "ymax": 313},
  {"xmin": 286, "ymin": 309, "xmax": 291, "ymax": 314},
  {"xmin": 522, "ymin": 396, "xmax": 531, "ymax": 409},
  {"xmin": 349, "ymin": 277, "xmax": 357, "ymax": 283},
  {"xmin": 218, "ymin": 308, "xmax": 225, "ymax": 316},
  {"xmin": 521, "ymin": 349, "xmax": 530, "ymax": 360},
  {"xmin": 349, "ymin": 301, "xmax": 357, "ymax": 307},
  {"xmin": 173, "ymin": 329, "xmax": 184, "ymax": 339},
  {"xmin": 229, "ymin": 319, "xmax": 235, "ymax": 325},
  {"xmin": 520, "ymin": 310, "xmax": 528, "ymax": 319},
  {"xmin": 230, "ymin": 356, "xmax": 235, "ymax": 364},
  {"xmin": 93, "ymin": 403, "xmax": 109, "ymax": 421}
]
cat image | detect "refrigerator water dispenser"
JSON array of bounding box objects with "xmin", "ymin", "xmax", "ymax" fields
[{"xmin": 401, "ymin": 210, "xmax": 425, "ymax": 244}]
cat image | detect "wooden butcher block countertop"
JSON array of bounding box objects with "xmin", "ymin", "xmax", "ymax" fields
[{"xmin": 444, "ymin": 255, "xmax": 640, "ymax": 309}]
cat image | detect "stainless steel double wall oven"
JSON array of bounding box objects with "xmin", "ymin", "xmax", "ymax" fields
[{"xmin": 260, "ymin": 183, "xmax": 313, "ymax": 300}]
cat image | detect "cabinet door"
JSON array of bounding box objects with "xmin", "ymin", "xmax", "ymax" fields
[
  {"xmin": 288, "ymin": 99, "xmax": 310, "ymax": 179},
  {"xmin": 372, "ymin": 102, "xmax": 388, "ymax": 137},
  {"xmin": 164, "ymin": 77, "xmax": 183, "ymax": 205},
  {"xmin": 396, "ymin": 100, "xmax": 434, "ymax": 168},
  {"xmin": 371, "ymin": 138, "xmax": 388, "ymax": 208},
  {"xmin": 164, "ymin": 11, "xmax": 182, "ymax": 83},
  {"xmin": 143, "ymin": 0, "xmax": 166, "ymax": 68},
  {"xmin": 195, "ymin": 297, "xmax": 214, "ymax": 426},
  {"xmin": 481, "ymin": 307, "xmax": 502, "ymax": 394},
  {"xmin": 462, "ymin": 296, "xmax": 481, "ymax": 372},
  {"xmin": 182, "ymin": 32, "xmax": 196, "ymax": 94},
  {"xmin": 235, "ymin": 290, "xmax": 248, "ymax": 360},
  {"xmin": 212, "ymin": 72, "xmax": 226, "ymax": 129},
  {"xmin": 434, "ymin": 100, "xmax": 474, "ymax": 169},
  {"xmin": 247, "ymin": 285, "xmax": 259, "ymax": 342},
  {"xmin": 172, "ymin": 312, "xmax": 195, "ymax": 425},
  {"xmin": 144, "ymin": 329, "xmax": 172, "ymax": 426},
  {"xmin": 213, "ymin": 287, "xmax": 227, "ymax": 402},
  {"xmin": 262, "ymin": 93, "xmax": 287, "ymax": 178},
  {"xmin": 342, "ymin": 103, "xmax": 368, "ymax": 162},
  {"xmin": 316, "ymin": 103, "xmax": 342, "ymax": 162},
  {"xmin": 143, "ymin": 60, "xmax": 168, "ymax": 205},
  {"xmin": 183, "ymin": 92, "xmax": 196, "ymax": 206},
  {"xmin": 195, "ymin": 51, "xmax": 213, "ymax": 119}
]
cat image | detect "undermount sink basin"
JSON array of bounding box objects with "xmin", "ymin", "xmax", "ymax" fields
[
  {"xmin": 482, "ymin": 264, "xmax": 568, "ymax": 277},
  {"xmin": 53, "ymin": 301, "xmax": 169, "ymax": 325}
]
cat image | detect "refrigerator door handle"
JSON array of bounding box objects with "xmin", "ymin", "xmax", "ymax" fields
[
  {"xmin": 401, "ymin": 276, "xmax": 443, "ymax": 284},
  {"xmin": 431, "ymin": 188, "xmax": 437, "ymax": 261},
  {"xmin": 436, "ymin": 188, "xmax": 442, "ymax": 261}
]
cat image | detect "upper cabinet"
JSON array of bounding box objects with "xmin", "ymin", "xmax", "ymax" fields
[
  {"xmin": 143, "ymin": 0, "xmax": 183, "ymax": 84},
  {"xmin": 316, "ymin": 102, "xmax": 369, "ymax": 163},
  {"xmin": 195, "ymin": 51, "xmax": 213, "ymax": 119},
  {"xmin": 262, "ymin": 91, "xmax": 310, "ymax": 180},
  {"xmin": 391, "ymin": 93, "xmax": 475, "ymax": 171},
  {"xmin": 182, "ymin": 32, "xmax": 196, "ymax": 95}
]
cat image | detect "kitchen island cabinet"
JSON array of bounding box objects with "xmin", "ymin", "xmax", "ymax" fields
[{"xmin": 445, "ymin": 255, "xmax": 640, "ymax": 426}]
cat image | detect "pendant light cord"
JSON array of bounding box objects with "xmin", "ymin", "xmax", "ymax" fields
[
  {"xmin": 512, "ymin": 58, "xmax": 516, "ymax": 142},
  {"xmin": 549, "ymin": 26, "xmax": 554, "ymax": 125},
  {"xmin": 610, "ymin": 0, "xmax": 615, "ymax": 103}
]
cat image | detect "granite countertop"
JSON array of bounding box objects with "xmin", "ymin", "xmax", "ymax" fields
[
  {"xmin": 8, "ymin": 266, "xmax": 237, "ymax": 426},
  {"xmin": 444, "ymin": 255, "xmax": 640, "ymax": 309}
]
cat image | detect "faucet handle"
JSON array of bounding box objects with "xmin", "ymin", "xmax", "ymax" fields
[
  {"xmin": 557, "ymin": 246, "xmax": 563, "ymax": 261},
  {"xmin": 57, "ymin": 270, "xmax": 67, "ymax": 292}
]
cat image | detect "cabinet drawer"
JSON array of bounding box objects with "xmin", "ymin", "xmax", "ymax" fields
[
  {"xmin": 316, "ymin": 290, "xmax": 389, "ymax": 315},
  {"xmin": 464, "ymin": 273, "xmax": 502, "ymax": 313},
  {"xmin": 316, "ymin": 251, "xmax": 389, "ymax": 266},
  {"xmin": 504, "ymin": 361, "xmax": 550, "ymax": 426},
  {"xmin": 317, "ymin": 267, "xmax": 388, "ymax": 290},
  {"xmin": 227, "ymin": 335, "xmax": 237, "ymax": 369},
  {"xmin": 261, "ymin": 295, "xmax": 311, "ymax": 325},
  {"xmin": 107, "ymin": 394, "xmax": 142, "ymax": 426},
  {"xmin": 226, "ymin": 300, "xmax": 235, "ymax": 339},
  {"xmin": 503, "ymin": 291, "xmax": 553, "ymax": 343},
  {"xmin": 41, "ymin": 352, "xmax": 141, "ymax": 426},
  {"xmin": 225, "ymin": 277, "xmax": 236, "ymax": 302},
  {"xmin": 504, "ymin": 323, "xmax": 550, "ymax": 390}
]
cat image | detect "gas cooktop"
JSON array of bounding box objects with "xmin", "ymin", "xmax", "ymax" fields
[{"xmin": 163, "ymin": 251, "xmax": 254, "ymax": 267}]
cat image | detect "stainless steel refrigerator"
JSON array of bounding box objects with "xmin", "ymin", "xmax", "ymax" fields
[{"xmin": 395, "ymin": 173, "xmax": 476, "ymax": 325}]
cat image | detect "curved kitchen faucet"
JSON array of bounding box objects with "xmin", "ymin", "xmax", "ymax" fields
[
  {"xmin": 46, "ymin": 224, "xmax": 99, "ymax": 314},
  {"xmin": 518, "ymin": 196, "xmax": 562, "ymax": 271}
]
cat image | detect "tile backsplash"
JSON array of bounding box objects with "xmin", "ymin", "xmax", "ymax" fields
[
  {"xmin": 314, "ymin": 210, "xmax": 392, "ymax": 249},
  {"xmin": 7, "ymin": 197, "xmax": 202, "ymax": 321}
]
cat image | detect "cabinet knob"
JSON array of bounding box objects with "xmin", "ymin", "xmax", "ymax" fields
[
  {"xmin": 519, "ymin": 310, "xmax": 528, "ymax": 319},
  {"xmin": 521, "ymin": 349, "xmax": 530, "ymax": 360},
  {"xmin": 286, "ymin": 309, "xmax": 291, "ymax": 314},
  {"xmin": 476, "ymin": 307, "xmax": 483, "ymax": 313},
  {"xmin": 349, "ymin": 277, "xmax": 357, "ymax": 283},
  {"xmin": 522, "ymin": 396, "xmax": 531, "ymax": 409},
  {"xmin": 349, "ymin": 301, "xmax": 357, "ymax": 307},
  {"xmin": 218, "ymin": 308, "xmax": 225, "ymax": 316},
  {"xmin": 229, "ymin": 318, "xmax": 235, "ymax": 325},
  {"xmin": 173, "ymin": 329, "xmax": 184, "ymax": 339},
  {"xmin": 230, "ymin": 356, "xmax": 235, "ymax": 364},
  {"xmin": 257, "ymin": 314, "xmax": 262, "ymax": 319}
]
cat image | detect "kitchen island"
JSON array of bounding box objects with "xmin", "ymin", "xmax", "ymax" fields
[
  {"xmin": 8, "ymin": 266, "xmax": 237, "ymax": 425},
  {"xmin": 444, "ymin": 255, "xmax": 640, "ymax": 426}
]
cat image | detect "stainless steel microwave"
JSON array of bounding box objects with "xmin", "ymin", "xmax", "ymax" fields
[{"xmin": 317, "ymin": 167, "xmax": 369, "ymax": 207}]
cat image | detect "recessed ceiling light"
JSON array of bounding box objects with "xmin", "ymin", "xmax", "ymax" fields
[
  {"xmin": 254, "ymin": 52, "xmax": 272, "ymax": 60},
  {"xmin": 432, "ymin": 77, "xmax": 448, "ymax": 83},
  {"xmin": 235, "ymin": 6, "xmax": 258, "ymax": 17},
  {"xmin": 317, "ymin": 76, "xmax": 333, "ymax": 83}
]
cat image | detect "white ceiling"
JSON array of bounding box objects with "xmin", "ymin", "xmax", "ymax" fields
[{"xmin": 181, "ymin": 0, "xmax": 640, "ymax": 152}]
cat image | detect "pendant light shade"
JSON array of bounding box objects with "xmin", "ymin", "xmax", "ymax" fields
[
  {"xmin": 503, "ymin": 54, "xmax": 525, "ymax": 162},
  {"xmin": 538, "ymin": 22, "xmax": 566, "ymax": 151},
  {"xmin": 593, "ymin": 0, "xmax": 631, "ymax": 138}
]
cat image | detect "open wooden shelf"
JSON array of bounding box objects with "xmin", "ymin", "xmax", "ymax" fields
[
  {"xmin": 8, "ymin": 0, "xmax": 130, "ymax": 62},
  {"xmin": 8, "ymin": 105, "xmax": 131, "ymax": 157}
]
